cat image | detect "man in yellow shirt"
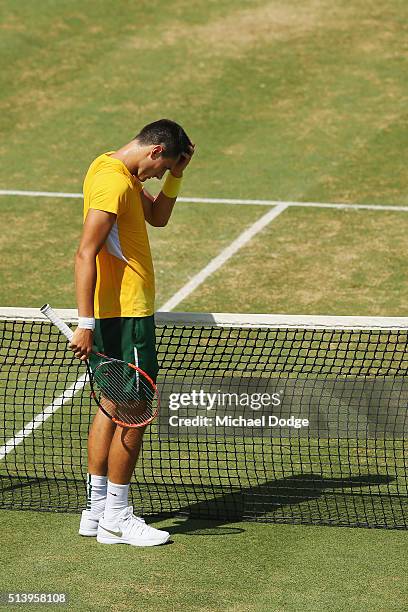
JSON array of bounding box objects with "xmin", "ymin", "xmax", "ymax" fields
[{"xmin": 70, "ymin": 119, "xmax": 194, "ymax": 546}]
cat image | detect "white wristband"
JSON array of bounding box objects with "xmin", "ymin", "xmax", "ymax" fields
[{"xmin": 78, "ymin": 316, "xmax": 95, "ymax": 331}]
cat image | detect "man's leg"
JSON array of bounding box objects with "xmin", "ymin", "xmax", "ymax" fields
[
  {"xmin": 88, "ymin": 409, "xmax": 116, "ymax": 475},
  {"xmin": 107, "ymin": 424, "xmax": 146, "ymax": 484},
  {"xmin": 79, "ymin": 409, "xmax": 115, "ymax": 536},
  {"xmin": 97, "ymin": 419, "xmax": 169, "ymax": 546},
  {"xmin": 90, "ymin": 315, "xmax": 168, "ymax": 545},
  {"xmin": 80, "ymin": 409, "xmax": 145, "ymax": 527},
  {"xmin": 102, "ymin": 424, "xmax": 146, "ymax": 520},
  {"xmin": 103, "ymin": 313, "xmax": 158, "ymax": 516}
]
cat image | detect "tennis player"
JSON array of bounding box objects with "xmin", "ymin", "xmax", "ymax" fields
[{"xmin": 70, "ymin": 119, "xmax": 194, "ymax": 546}]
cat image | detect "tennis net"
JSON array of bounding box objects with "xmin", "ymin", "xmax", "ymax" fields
[{"xmin": 1, "ymin": 307, "xmax": 407, "ymax": 529}]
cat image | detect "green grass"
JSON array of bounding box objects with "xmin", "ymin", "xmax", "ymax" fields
[
  {"xmin": 1, "ymin": 0, "xmax": 408, "ymax": 610},
  {"xmin": 1, "ymin": 0, "xmax": 407, "ymax": 204},
  {"xmin": 180, "ymin": 206, "xmax": 408, "ymax": 315},
  {"xmin": 0, "ymin": 0, "xmax": 408, "ymax": 311},
  {"xmin": 1, "ymin": 512, "xmax": 408, "ymax": 612}
]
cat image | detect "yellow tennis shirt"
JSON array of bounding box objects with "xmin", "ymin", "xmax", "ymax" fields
[{"xmin": 83, "ymin": 152, "xmax": 155, "ymax": 319}]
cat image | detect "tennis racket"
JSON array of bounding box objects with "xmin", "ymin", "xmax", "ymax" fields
[{"xmin": 40, "ymin": 304, "xmax": 159, "ymax": 428}]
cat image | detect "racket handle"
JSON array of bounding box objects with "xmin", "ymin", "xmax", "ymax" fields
[{"xmin": 40, "ymin": 304, "xmax": 74, "ymax": 342}]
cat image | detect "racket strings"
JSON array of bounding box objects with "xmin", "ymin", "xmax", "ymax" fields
[{"xmin": 92, "ymin": 361, "xmax": 158, "ymax": 426}]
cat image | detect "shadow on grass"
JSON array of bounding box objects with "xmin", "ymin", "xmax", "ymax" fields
[
  {"xmin": 1, "ymin": 472, "xmax": 402, "ymax": 533},
  {"xmin": 148, "ymin": 472, "xmax": 397, "ymax": 534}
]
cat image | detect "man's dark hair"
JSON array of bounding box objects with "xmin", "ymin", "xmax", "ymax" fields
[{"xmin": 135, "ymin": 119, "xmax": 191, "ymax": 158}]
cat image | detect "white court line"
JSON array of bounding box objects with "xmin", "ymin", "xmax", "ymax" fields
[
  {"xmin": 0, "ymin": 188, "xmax": 407, "ymax": 211},
  {"xmin": 181, "ymin": 198, "xmax": 408, "ymax": 213},
  {"xmin": 0, "ymin": 373, "xmax": 88, "ymax": 460},
  {"xmin": 0, "ymin": 189, "xmax": 83, "ymax": 199},
  {"xmin": 159, "ymin": 203, "xmax": 288, "ymax": 311}
]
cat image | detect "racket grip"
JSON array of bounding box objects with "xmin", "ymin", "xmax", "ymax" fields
[{"xmin": 40, "ymin": 304, "xmax": 74, "ymax": 342}]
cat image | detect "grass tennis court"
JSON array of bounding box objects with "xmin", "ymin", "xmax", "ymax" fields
[{"xmin": 1, "ymin": 0, "xmax": 408, "ymax": 610}]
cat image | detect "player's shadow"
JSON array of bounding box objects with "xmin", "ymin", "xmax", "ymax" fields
[
  {"xmin": 149, "ymin": 472, "xmax": 396, "ymax": 535},
  {"xmin": 1, "ymin": 472, "xmax": 398, "ymax": 536}
]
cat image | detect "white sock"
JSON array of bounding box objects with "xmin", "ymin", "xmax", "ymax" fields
[
  {"xmin": 104, "ymin": 481, "xmax": 130, "ymax": 522},
  {"xmin": 86, "ymin": 474, "xmax": 107, "ymax": 516}
]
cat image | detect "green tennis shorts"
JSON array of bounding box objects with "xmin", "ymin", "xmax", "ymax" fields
[{"xmin": 89, "ymin": 315, "xmax": 159, "ymax": 384}]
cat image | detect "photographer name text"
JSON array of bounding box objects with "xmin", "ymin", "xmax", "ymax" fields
[{"xmin": 167, "ymin": 415, "xmax": 309, "ymax": 429}]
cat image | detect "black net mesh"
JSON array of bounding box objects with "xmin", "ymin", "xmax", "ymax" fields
[{"xmin": 0, "ymin": 315, "xmax": 407, "ymax": 529}]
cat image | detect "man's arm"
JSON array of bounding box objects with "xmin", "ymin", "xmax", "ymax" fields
[
  {"xmin": 71, "ymin": 208, "xmax": 116, "ymax": 360},
  {"xmin": 140, "ymin": 187, "xmax": 177, "ymax": 228},
  {"xmin": 141, "ymin": 144, "xmax": 195, "ymax": 227}
]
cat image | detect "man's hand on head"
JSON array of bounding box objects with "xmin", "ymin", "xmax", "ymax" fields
[{"xmin": 171, "ymin": 143, "xmax": 195, "ymax": 178}]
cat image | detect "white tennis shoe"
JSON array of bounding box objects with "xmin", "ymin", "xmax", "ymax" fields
[
  {"xmin": 97, "ymin": 506, "xmax": 170, "ymax": 546},
  {"xmin": 79, "ymin": 509, "xmax": 102, "ymax": 536}
]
